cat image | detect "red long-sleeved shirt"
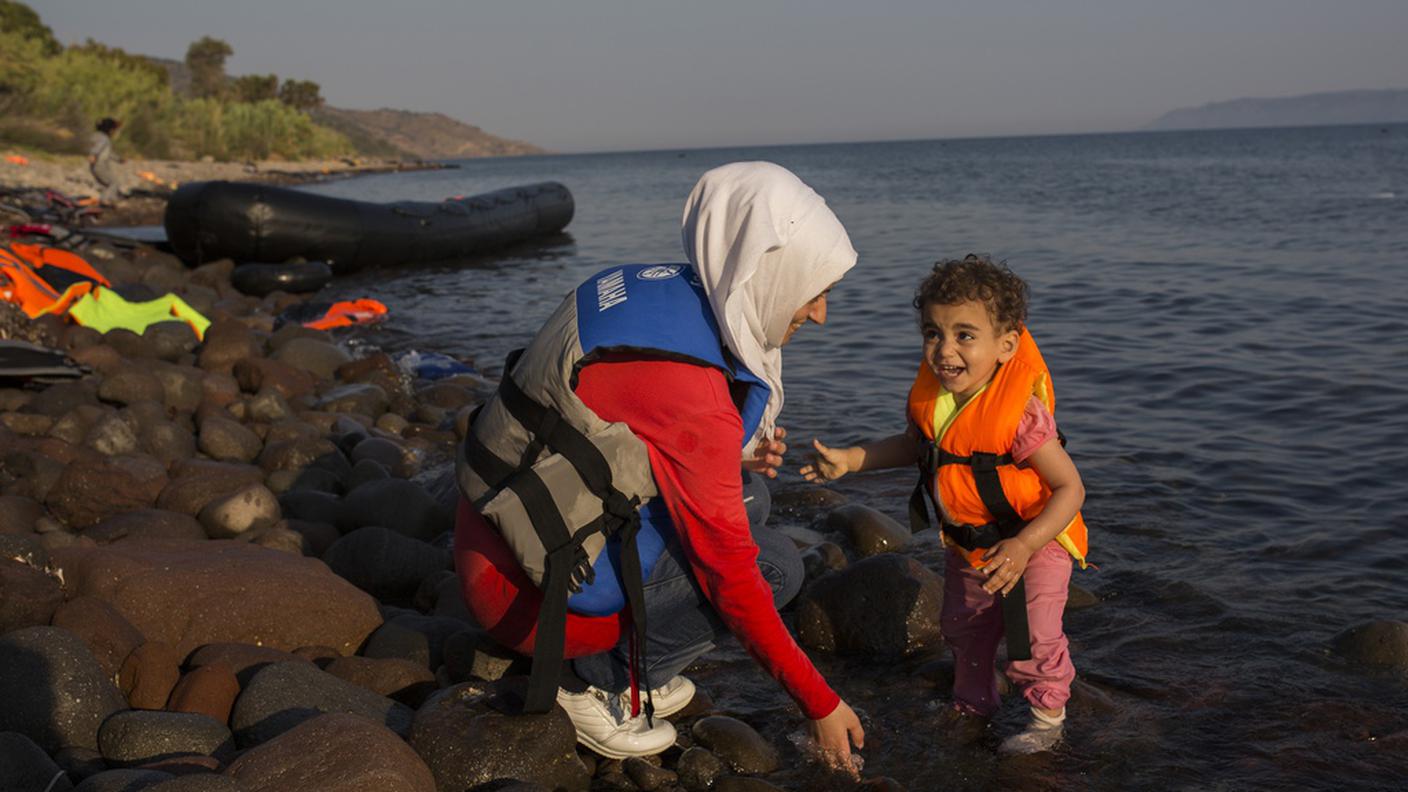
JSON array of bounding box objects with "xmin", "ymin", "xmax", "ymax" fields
[{"xmin": 455, "ymin": 357, "xmax": 839, "ymax": 719}]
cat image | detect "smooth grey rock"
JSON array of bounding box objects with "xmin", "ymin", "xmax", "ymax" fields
[
  {"xmin": 85, "ymin": 414, "xmax": 141, "ymax": 457},
  {"xmin": 98, "ymin": 711, "xmax": 234, "ymax": 766},
  {"xmin": 230, "ymin": 661, "xmax": 412, "ymax": 748},
  {"xmin": 276, "ymin": 490, "xmax": 344, "ymax": 527},
  {"xmin": 409, "ymin": 682, "xmax": 588, "ymax": 792},
  {"xmin": 362, "ymin": 613, "xmax": 466, "ymax": 670},
  {"xmin": 795, "ymin": 553, "xmax": 943, "ymax": 656},
  {"xmin": 0, "ymin": 559, "xmax": 64, "ymax": 633},
  {"xmin": 98, "ymin": 367, "xmax": 165, "ymax": 408},
  {"xmin": 316, "ymin": 384, "xmax": 389, "ymax": 418},
  {"xmin": 322, "ymin": 526, "xmax": 450, "ymax": 603},
  {"xmin": 339, "ymin": 478, "xmax": 448, "ymax": 541},
  {"xmin": 0, "ymin": 627, "xmax": 126, "ymax": 752},
  {"xmin": 348, "ymin": 437, "xmax": 415, "ymax": 478},
  {"xmin": 624, "ymin": 757, "xmax": 676, "ymax": 791},
  {"xmin": 244, "ymin": 391, "xmax": 292, "ymax": 425},
  {"xmin": 690, "ymin": 716, "xmax": 779, "ymax": 775}
]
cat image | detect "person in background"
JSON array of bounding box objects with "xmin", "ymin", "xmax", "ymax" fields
[
  {"xmin": 89, "ymin": 117, "xmax": 123, "ymax": 207},
  {"xmin": 803, "ymin": 254, "xmax": 1089, "ymax": 755}
]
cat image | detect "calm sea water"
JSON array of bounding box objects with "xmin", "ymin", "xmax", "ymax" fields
[{"xmin": 305, "ymin": 125, "xmax": 1408, "ymax": 790}]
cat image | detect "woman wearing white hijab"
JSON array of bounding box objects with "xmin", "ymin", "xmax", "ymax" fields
[{"xmin": 456, "ymin": 162, "xmax": 865, "ymax": 767}]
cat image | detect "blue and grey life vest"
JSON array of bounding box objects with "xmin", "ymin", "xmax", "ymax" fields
[{"xmin": 456, "ymin": 263, "xmax": 768, "ymax": 714}]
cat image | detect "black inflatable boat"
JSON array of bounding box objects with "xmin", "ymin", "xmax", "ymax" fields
[{"xmin": 163, "ymin": 180, "xmax": 574, "ymax": 272}]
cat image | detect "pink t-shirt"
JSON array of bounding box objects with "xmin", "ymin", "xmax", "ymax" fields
[{"xmin": 1011, "ymin": 395, "xmax": 1058, "ymax": 464}]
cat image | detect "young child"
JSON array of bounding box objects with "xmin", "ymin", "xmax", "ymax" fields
[{"xmin": 801, "ymin": 254, "xmax": 1088, "ymax": 755}]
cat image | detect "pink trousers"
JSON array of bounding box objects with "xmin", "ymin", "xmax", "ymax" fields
[{"xmin": 941, "ymin": 539, "xmax": 1075, "ymax": 715}]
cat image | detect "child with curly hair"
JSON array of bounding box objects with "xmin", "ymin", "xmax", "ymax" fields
[{"xmin": 802, "ymin": 254, "xmax": 1089, "ymax": 754}]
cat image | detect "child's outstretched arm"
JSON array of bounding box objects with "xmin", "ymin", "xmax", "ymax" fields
[
  {"xmin": 800, "ymin": 431, "xmax": 920, "ymax": 483},
  {"xmin": 980, "ymin": 437, "xmax": 1085, "ymax": 595}
]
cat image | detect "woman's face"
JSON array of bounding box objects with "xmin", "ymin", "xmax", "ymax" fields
[{"xmin": 781, "ymin": 282, "xmax": 837, "ymax": 345}]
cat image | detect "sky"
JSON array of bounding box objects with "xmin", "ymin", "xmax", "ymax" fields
[{"xmin": 33, "ymin": 0, "xmax": 1408, "ymax": 153}]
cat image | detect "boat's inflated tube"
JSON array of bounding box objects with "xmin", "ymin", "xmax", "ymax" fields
[
  {"xmin": 163, "ymin": 180, "xmax": 574, "ymax": 272},
  {"xmin": 230, "ymin": 261, "xmax": 333, "ymax": 296}
]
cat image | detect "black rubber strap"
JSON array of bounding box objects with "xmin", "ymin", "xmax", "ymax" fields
[
  {"xmin": 1001, "ymin": 578, "xmax": 1033, "ymax": 662},
  {"xmin": 508, "ymin": 468, "xmax": 578, "ymax": 714},
  {"xmin": 615, "ymin": 514, "xmax": 654, "ymax": 724}
]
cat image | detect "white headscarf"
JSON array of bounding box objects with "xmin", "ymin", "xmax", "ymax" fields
[{"xmin": 681, "ymin": 162, "xmax": 858, "ymax": 452}]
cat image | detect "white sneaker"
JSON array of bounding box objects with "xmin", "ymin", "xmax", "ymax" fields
[
  {"xmin": 556, "ymin": 685, "xmax": 678, "ymax": 758},
  {"xmin": 998, "ymin": 707, "xmax": 1065, "ymax": 755},
  {"xmin": 647, "ymin": 675, "xmax": 697, "ymax": 718}
]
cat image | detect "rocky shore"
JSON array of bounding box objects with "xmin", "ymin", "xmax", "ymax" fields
[{"xmin": 0, "ymin": 154, "xmax": 446, "ymax": 227}]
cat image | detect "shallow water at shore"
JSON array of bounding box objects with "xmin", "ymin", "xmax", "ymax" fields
[{"xmin": 304, "ymin": 124, "xmax": 1408, "ymax": 789}]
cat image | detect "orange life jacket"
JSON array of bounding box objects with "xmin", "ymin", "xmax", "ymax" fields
[
  {"xmin": 6, "ymin": 243, "xmax": 111, "ymax": 289},
  {"xmin": 907, "ymin": 328, "xmax": 1088, "ymax": 569},
  {"xmin": 0, "ymin": 247, "xmax": 92, "ymax": 318},
  {"xmin": 301, "ymin": 298, "xmax": 388, "ymax": 330}
]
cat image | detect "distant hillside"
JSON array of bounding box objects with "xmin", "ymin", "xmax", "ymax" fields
[
  {"xmin": 147, "ymin": 55, "xmax": 543, "ymax": 160},
  {"xmin": 312, "ymin": 106, "xmax": 545, "ymax": 160},
  {"xmin": 1146, "ymin": 89, "xmax": 1408, "ymax": 131}
]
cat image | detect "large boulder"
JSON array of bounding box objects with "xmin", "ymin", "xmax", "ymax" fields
[
  {"xmin": 51, "ymin": 541, "xmax": 382, "ymax": 657},
  {"xmin": 224, "ymin": 713, "xmax": 434, "ymax": 792},
  {"xmin": 690, "ymin": 716, "xmax": 779, "ymax": 775},
  {"xmin": 795, "ymin": 553, "xmax": 943, "ymax": 656},
  {"xmin": 0, "ymin": 627, "xmax": 126, "ymax": 752},
  {"xmin": 229, "ymin": 661, "xmax": 413, "ymax": 748},
  {"xmin": 408, "ymin": 682, "xmax": 589, "ymax": 792},
  {"xmin": 83, "ymin": 510, "xmax": 207, "ymax": 545}
]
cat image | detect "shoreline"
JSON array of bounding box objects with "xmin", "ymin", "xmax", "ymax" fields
[{"xmin": 0, "ymin": 152, "xmax": 451, "ymax": 227}]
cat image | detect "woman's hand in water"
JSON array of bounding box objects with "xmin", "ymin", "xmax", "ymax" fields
[
  {"xmin": 981, "ymin": 537, "xmax": 1035, "ymax": 595},
  {"xmin": 807, "ymin": 698, "xmax": 865, "ymax": 775},
  {"xmin": 743, "ymin": 427, "xmax": 788, "ymax": 478},
  {"xmin": 800, "ymin": 439, "xmax": 854, "ymax": 482}
]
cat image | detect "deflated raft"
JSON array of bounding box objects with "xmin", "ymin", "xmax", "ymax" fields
[{"xmin": 163, "ymin": 180, "xmax": 574, "ymax": 272}]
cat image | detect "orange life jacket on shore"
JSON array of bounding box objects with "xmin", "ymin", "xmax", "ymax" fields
[
  {"xmin": 0, "ymin": 247, "xmax": 92, "ymax": 318},
  {"xmin": 906, "ymin": 328, "xmax": 1088, "ymax": 569}
]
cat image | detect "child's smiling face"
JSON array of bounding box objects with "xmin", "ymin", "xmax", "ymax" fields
[{"xmin": 921, "ymin": 299, "xmax": 1019, "ymax": 404}]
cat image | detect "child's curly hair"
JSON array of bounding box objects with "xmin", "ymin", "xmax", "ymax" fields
[{"xmin": 913, "ymin": 254, "xmax": 1028, "ymax": 334}]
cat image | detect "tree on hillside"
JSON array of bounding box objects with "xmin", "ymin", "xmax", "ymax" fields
[
  {"xmin": 185, "ymin": 36, "xmax": 232, "ymax": 99},
  {"xmin": 73, "ymin": 39, "xmax": 169, "ymax": 86},
  {"xmin": 233, "ymin": 73, "xmax": 278, "ymax": 103},
  {"xmin": 0, "ymin": 0, "xmax": 59, "ymax": 55},
  {"xmin": 278, "ymin": 79, "xmax": 323, "ymax": 112}
]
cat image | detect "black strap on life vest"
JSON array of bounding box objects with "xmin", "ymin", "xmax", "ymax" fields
[
  {"xmin": 464, "ymin": 349, "xmax": 655, "ymax": 722},
  {"xmin": 909, "ymin": 444, "xmax": 1033, "ymax": 662}
]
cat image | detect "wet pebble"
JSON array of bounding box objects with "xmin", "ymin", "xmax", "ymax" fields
[
  {"xmin": 318, "ymin": 383, "xmax": 390, "ymax": 418},
  {"xmin": 771, "ymin": 486, "xmax": 848, "ymax": 518},
  {"xmin": 795, "ymin": 553, "xmax": 944, "ymax": 656},
  {"xmin": 1332, "ymin": 620, "xmax": 1408, "ymax": 671},
  {"xmin": 690, "ymin": 716, "xmax": 779, "ymax": 775},
  {"xmin": 823, "ymin": 503, "xmax": 909, "ymax": 557},
  {"xmin": 801, "ymin": 541, "xmax": 848, "ymax": 580},
  {"xmin": 676, "ymin": 746, "xmax": 725, "ymax": 792},
  {"xmin": 409, "ymin": 682, "xmax": 589, "ymax": 792},
  {"xmin": 623, "ymin": 756, "xmax": 676, "ymax": 790},
  {"xmin": 1066, "ymin": 582, "xmax": 1100, "ymax": 610}
]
